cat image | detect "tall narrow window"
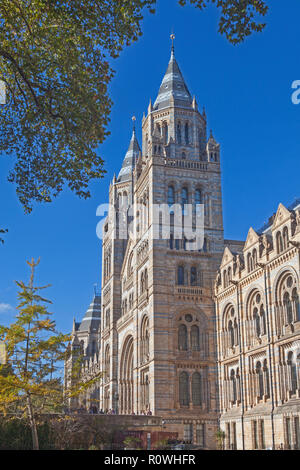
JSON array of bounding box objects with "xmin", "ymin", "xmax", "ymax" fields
[
  {"xmin": 287, "ymin": 351, "xmax": 297, "ymax": 395},
  {"xmin": 292, "ymin": 288, "xmax": 300, "ymax": 321},
  {"xmin": 195, "ymin": 189, "xmax": 202, "ymax": 205},
  {"xmin": 260, "ymin": 420, "xmax": 265, "ymax": 450},
  {"xmin": 190, "ymin": 267, "xmax": 197, "ymax": 286},
  {"xmin": 192, "ymin": 372, "xmax": 202, "ymax": 405},
  {"xmin": 177, "ymin": 122, "xmax": 182, "ymax": 144},
  {"xmin": 168, "ymin": 185, "xmax": 175, "ymax": 205},
  {"xmin": 276, "ymin": 232, "xmax": 283, "ymax": 254},
  {"xmin": 295, "ymin": 417, "xmax": 300, "ymax": 450},
  {"xmin": 178, "ymin": 266, "xmax": 184, "ymax": 285},
  {"xmin": 178, "ymin": 324, "xmax": 188, "ymax": 351},
  {"xmin": 256, "ymin": 362, "xmax": 264, "ymax": 399},
  {"xmin": 228, "ymin": 320, "xmax": 234, "ymax": 348},
  {"xmin": 253, "ymin": 420, "xmax": 258, "ymax": 449},
  {"xmin": 286, "ymin": 417, "xmax": 292, "ymax": 449},
  {"xmin": 179, "ymin": 371, "xmax": 189, "ymax": 405},
  {"xmin": 191, "ymin": 325, "xmax": 200, "ymax": 351},
  {"xmin": 283, "ymin": 227, "xmax": 289, "ymax": 250},
  {"xmin": 263, "ymin": 359, "xmax": 270, "ymax": 398},
  {"xmin": 163, "ymin": 122, "xmax": 168, "ymax": 145},
  {"xmin": 185, "ymin": 122, "xmax": 189, "ymax": 144},
  {"xmin": 230, "ymin": 369, "xmax": 237, "ymax": 403},
  {"xmin": 284, "ymin": 292, "xmax": 293, "ymax": 324},
  {"xmin": 181, "ymin": 187, "xmax": 188, "ymax": 206}
]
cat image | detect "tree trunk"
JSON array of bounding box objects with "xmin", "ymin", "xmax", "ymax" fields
[{"xmin": 27, "ymin": 393, "xmax": 39, "ymax": 450}]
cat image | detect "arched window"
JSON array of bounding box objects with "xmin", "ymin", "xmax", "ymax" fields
[
  {"xmin": 182, "ymin": 152, "xmax": 186, "ymax": 159},
  {"xmin": 247, "ymin": 252, "xmax": 253, "ymax": 273},
  {"xmin": 104, "ymin": 345, "xmax": 110, "ymax": 383},
  {"xmin": 260, "ymin": 305, "xmax": 267, "ymax": 335},
  {"xmin": 276, "ymin": 232, "xmax": 283, "ymax": 254},
  {"xmin": 178, "ymin": 266, "xmax": 184, "ymax": 285},
  {"xmin": 287, "ymin": 352, "xmax": 297, "ymax": 395},
  {"xmin": 254, "ymin": 308, "xmax": 261, "ymax": 337},
  {"xmin": 190, "ymin": 267, "xmax": 197, "ymax": 286},
  {"xmin": 106, "ymin": 309, "xmax": 110, "ymax": 327},
  {"xmin": 292, "ymin": 288, "xmax": 300, "ymax": 322},
  {"xmin": 283, "ymin": 227, "xmax": 289, "ymax": 251},
  {"xmin": 277, "ymin": 273, "xmax": 299, "ymax": 326},
  {"xmin": 195, "ymin": 189, "xmax": 202, "ymax": 206},
  {"xmin": 192, "ymin": 372, "xmax": 202, "ymax": 406},
  {"xmin": 141, "ymin": 317, "xmax": 150, "ymax": 364},
  {"xmin": 284, "ymin": 292, "xmax": 293, "ymax": 324},
  {"xmin": 230, "ymin": 369, "xmax": 237, "ymax": 403},
  {"xmin": 228, "ymin": 320, "xmax": 234, "ymax": 348},
  {"xmin": 177, "ymin": 122, "xmax": 182, "ymax": 144},
  {"xmin": 163, "ymin": 122, "xmax": 168, "ymax": 145},
  {"xmin": 190, "ymin": 325, "xmax": 200, "ymax": 351},
  {"xmin": 168, "ymin": 185, "xmax": 175, "ymax": 206},
  {"xmin": 263, "ymin": 359, "xmax": 270, "ymax": 398},
  {"xmin": 253, "ymin": 249, "xmax": 257, "ymax": 269},
  {"xmin": 179, "ymin": 371, "xmax": 189, "ymax": 405},
  {"xmin": 140, "ymin": 271, "xmax": 145, "ymax": 294},
  {"xmin": 233, "ymin": 319, "xmax": 238, "ymax": 346},
  {"xmin": 256, "ymin": 362, "xmax": 264, "ymax": 399},
  {"xmin": 178, "ymin": 324, "xmax": 188, "ymax": 351},
  {"xmin": 185, "ymin": 122, "xmax": 189, "ymax": 144},
  {"xmin": 144, "ymin": 269, "xmax": 148, "ymax": 290},
  {"xmin": 181, "ymin": 187, "xmax": 188, "ymax": 206},
  {"xmin": 203, "ymin": 238, "xmax": 208, "ymax": 253}
]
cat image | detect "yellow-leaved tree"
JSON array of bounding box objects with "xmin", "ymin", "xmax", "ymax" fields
[{"xmin": 0, "ymin": 258, "xmax": 100, "ymax": 450}]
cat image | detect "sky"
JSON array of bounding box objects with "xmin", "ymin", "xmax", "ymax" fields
[{"xmin": 0, "ymin": 0, "xmax": 300, "ymax": 334}]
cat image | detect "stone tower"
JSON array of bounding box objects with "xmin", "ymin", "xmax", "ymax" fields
[{"xmin": 99, "ymin": 40, "xmax": 225, "ymax": 447}]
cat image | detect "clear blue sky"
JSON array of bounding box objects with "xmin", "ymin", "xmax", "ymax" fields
[{"xmin": 0, "ymin": 0, "xmax": 300, "ymax": 333}]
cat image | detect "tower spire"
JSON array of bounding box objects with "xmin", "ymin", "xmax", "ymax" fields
[{"xmin": 170, "ymin": 33, "xmax": 175, "ymax": 57}]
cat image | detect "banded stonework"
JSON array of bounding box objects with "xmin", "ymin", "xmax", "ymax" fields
[{"xmin": 215, "ymin": 201, "xmax": 300, "ymax": 450}]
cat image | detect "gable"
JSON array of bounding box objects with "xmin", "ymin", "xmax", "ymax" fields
[{"xmin": 243, "ymin": 227, "xmax": 260, "ymax": 251}]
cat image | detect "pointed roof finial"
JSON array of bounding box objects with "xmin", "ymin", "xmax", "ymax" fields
[
  {"xmin": 170, "ymin": 32, "xmax": 175, "ymax": 56},
  {"xmin": 132, "ymin": 115, "xmax": 136, "ymax": 135}
]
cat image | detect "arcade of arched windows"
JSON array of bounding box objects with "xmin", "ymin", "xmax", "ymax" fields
[
  {"xmin": 177, "ymin": 313, "xmax": 209, "ymax": 358},
  {"xmin": 274, "ymin": 271, "xmax": 300, "ymax": 335},
  {"xmin": 121, "ymin": 290, "xmax": 134, "ymax": 316},
  {"xmin": 220, "ymin": 305, "xmax": 239, "ymax": 356},
  {"xmin": 223, "ymin": 266, "xmax": 232, "ymax": 289},
  {"xmin": 176, "ymin": 120, "xmax": 192, "ymax": 146},
  {"xmin": 247, "ymin": 248, "xmax": 258, "ymax": 273},
  {"xmin": 245, "ymin": 291, "xmax": 267, "ymax": 347},
  {"xmin": 176, "ymin": 265, "xmax": 204, "ymax": 287},
  {"xmin": 276, "ymin": 226, "xmax": 289, "ymax": 255},
  {"xmin": 277, "ymin": 348, "xmax": 300, "ymax": 402},
  {"xmin": 223, "ymin": 364, "xmax": 241, "ymax": 409},
  {"xmin": 178, "ymin": 368, "xmax": 208, "ymax": 409},
  {"xmin": 247, "ymin": 358, "xmax": 271, "ymax": 407},
  {"xmin": 167, "ymin": 184, "xmax": 203, "ymax": 207}
]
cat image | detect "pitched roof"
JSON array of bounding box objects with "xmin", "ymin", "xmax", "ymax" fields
[
  {"xmin": 153, "ymin": 48, "xmax": 192, "ymax": 111},
  {"xmin": 78, "ymin": 294, "xmax": 101, "ymax": 333},
  {"xmin": 257, "ymin": 198, "xmax": 300, "ymax": 234},
  {"xmin": 117, "ymin": 129, "xmax": 141, "ymax": 182}
]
